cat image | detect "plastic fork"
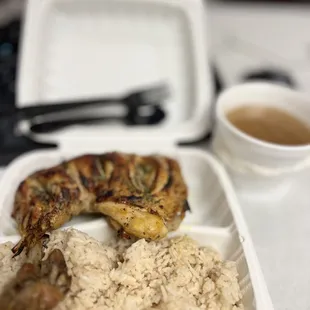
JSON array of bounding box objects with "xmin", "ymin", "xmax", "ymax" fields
[
  {"xmin": 14, "ymin": 84, "xmax": 170, "ymax": 120},
  {"xmin": 29, "ymin": 104, "xmax": 166, "ymax": 133}
]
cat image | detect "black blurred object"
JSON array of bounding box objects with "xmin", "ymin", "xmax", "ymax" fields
[
  {"xmin": 242, "ymin": 68, "xmax": 295, "ymax": 88},
  {"xmin": 0, "ymin": 115, "xmax": 57, "ymax": 166},
  {"xmin": 213, "ymin": 63, "xmax": 224, "ymax": 96},
  {"xmin": 0, "ymin": 19, "xmax": 20, "ymax": 114},
  {"xmin": 0, "ymin": 18, "xmax": 56, "ymax": 166},
  {"xmin": 0, "ymin": 19, "xmax": 52, "ymax": 166}
]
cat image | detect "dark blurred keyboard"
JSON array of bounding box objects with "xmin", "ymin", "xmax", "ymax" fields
[
  {"xmin": 0, "ymin": 19, "xmax": 20, "ymax": 114},
  {"xmin": 0, "ymin": 19, "xmax": 57, "ymax": 167}
]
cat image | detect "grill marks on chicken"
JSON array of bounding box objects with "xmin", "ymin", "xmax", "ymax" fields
[
  {"xmin": 12, "ymin": 153, "xmax": 188, "ymax": 256},
  {"xmin": 12, "ymin": 165, "xmax": 82, "ymax": 256}
]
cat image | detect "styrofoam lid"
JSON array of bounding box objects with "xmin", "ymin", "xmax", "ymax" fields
[{"xmin": 17, "ymin": 0, "xmax": 213, "ymax": 148}]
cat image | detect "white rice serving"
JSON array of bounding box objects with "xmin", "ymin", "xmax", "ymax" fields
[{"xmin": 0, "ymin": 229, "xmax": 244, "ymax": 310}]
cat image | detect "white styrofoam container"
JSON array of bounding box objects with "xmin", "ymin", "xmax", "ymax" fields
[
  {"xmin": 0, "ymin": 0, "xmax": 273, "ymax": 309},
  {"xmin": 17, "ymin": 0, "xmax": 213, "ymax": 147},
  {"xmin": 0, "ymin": 148, "xmax": 273, "ymax": 309}
]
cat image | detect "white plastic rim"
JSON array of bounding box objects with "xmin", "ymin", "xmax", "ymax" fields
[
  {"xmin": 212, "ymin": 82, "xmax": 310, "ymax": 177},
  {"xmin": 0, "ymin": 147, "xmax": 274, "ymax": 309},
  {"xmin": 216, "ymin": 82, "xmax": 310, "ymax": 153},
  {"xmin": 213, "ymin": 136, "xmax": 310, "ymax": 177}
]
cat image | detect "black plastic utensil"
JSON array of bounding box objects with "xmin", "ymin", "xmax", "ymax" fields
[
  {"xmin": 15, "ymin": 84, "xmax": 170, "ymax": 120},
  {"xmin": 30, "ymin": 104, "xmax": 166, "ymax": 133}
]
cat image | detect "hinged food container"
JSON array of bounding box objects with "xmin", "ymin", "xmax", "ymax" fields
[{"xmin": 0, "ymin": 0, "xmax": 273, "ymax": 309}]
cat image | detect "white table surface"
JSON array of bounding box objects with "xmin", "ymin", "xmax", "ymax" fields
[
  {"xmin": 208, "ymin": 3, "xmax": 310, "ymax": 308},
  {"xmin": 208, "ymin": 1, "xmax": 310, "ymax": 93},
  {"xmin": 237, "ymin": 173, "xmax": 310, "ymax": 310}
]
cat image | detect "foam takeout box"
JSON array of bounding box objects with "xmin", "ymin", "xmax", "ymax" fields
[{"xmin": 0, "ymin": 0, "xmax": 273, "ymax": 308}]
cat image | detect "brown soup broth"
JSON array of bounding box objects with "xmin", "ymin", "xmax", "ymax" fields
[{"xmin": 226, "ymin": 106, "xmax": 310, "ymax": 146}]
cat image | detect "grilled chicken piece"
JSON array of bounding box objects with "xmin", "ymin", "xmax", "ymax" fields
[
  {"xmin": 0, "ymin": 249, "xmax": 71, "ymax": 310},
  {"xmin": 12, "ymin": 153, "xmax": 188, "ymax": 256}
]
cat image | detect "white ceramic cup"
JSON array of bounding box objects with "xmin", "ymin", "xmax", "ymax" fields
[{"xmin": 211, "ymin": 82, "xmax": 310, "ymax": 198}]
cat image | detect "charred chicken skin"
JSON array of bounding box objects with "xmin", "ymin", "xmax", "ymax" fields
[
  {"xmin": 0, "ymin": 248, "xmax": 71, "ymax": 310},
  {"xmin": 12, "ymin": 152, "xmax": 188, "ymax": 256}
]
